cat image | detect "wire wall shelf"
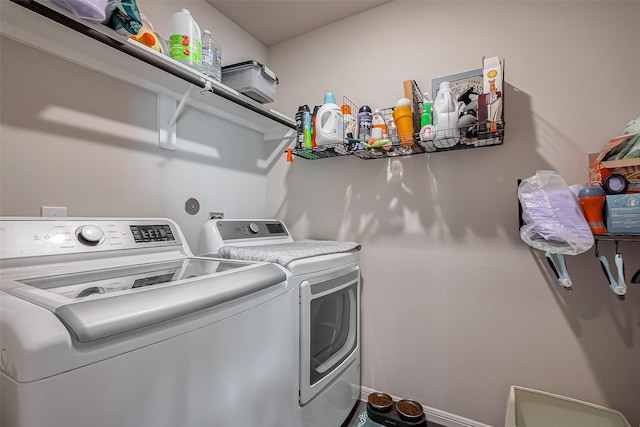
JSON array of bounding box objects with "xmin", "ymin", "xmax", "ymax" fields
[
  {"xmin": 292, "ymin": 143, "xmax": 352, "ymax": 160},
  {"xmin": 290, "ymin": 79, "xmax": 505, "ymax": 160},
  {"xmin": 292, "ymin": 122, "xmax": 505, "ymax": 160}
]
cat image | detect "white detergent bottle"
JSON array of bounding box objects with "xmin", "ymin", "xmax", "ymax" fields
[
  {"xmin": 169, "ymin": 9, "xmax": 202, "ymax": 71},
  {"xmin": 433, "ymin": 81, "xmax": 459, "ymax": 143},
  {"xmin": 315, "ymin": 92, "xmax": 344, "ymax": 145}
]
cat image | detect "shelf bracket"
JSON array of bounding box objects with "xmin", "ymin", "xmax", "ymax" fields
[{"xmin": 158, "ymin": 86, "xmax": 196, "ymax": 150}]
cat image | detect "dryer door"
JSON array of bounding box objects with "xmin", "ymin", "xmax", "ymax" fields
[{"xmin": 299, "ymin": 265, "xmax": 359, "ymax": 405}]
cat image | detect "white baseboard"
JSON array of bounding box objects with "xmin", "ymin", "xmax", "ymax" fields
[{"xmin": 360, "ymin": 386, "xmax": 494, "ymax": 427}]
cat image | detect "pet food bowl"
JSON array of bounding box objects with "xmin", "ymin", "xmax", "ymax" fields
[
  {"xmin": 396, "ymin": 399, "xmax": 424, "ymax": 421},
  {"xmin": 368, "ymin": 392, "xmax": 393, "ymax": 412}
]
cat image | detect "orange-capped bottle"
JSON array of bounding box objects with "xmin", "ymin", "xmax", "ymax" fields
[{"xmin": 578, "ymin": 186, "xmax": 607, "ymax": 234}]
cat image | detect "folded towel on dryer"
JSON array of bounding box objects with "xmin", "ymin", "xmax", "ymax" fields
[{"xmin": 218, "ymin": 240, "xmax": 360, "ymax": 266}]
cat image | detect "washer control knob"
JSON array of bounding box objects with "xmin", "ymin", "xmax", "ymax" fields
[
  {"xmin": 249, "ymin": 223, "xmax": 260, "ymax": 234},
  {"xmin": 78, "ymin": 225, "xmax": 104, "ymax": 244}
]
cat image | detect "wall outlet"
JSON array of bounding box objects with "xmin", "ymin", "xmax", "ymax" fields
[
  {"xmin": 209, "ymin": 212, "xmax": 224, "ymax": 220},
  {"xmin": 41, "ymin": 206, "xmax": 67, "ymax": 217}
]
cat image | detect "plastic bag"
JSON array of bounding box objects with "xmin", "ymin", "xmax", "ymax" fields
[
  {"xmin": 104, "ymin": 0, "xmax": 143, "ymax": 36},
  {"xmin": 52, "ymin": 0, "xmax": 108, "ymax": 23},
  {"xmin": 518, "ymin": 170, "xmax": 594, "ymax": 255}
]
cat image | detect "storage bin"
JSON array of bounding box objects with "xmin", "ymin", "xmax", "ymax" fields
[
  {"xmin": 221, "ymin": 60, "xmax": 278, "ymax": 104},
  {"xmin": 505, "ymin": 386, "xmax": 630, "ymax": 427}
]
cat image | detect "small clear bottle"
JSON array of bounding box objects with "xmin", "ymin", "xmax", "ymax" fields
[{"xmin": 201, "ymin": 30, "xmax": 222, "ymax": 82}]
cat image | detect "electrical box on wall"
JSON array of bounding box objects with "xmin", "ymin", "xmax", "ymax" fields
[{"xmin": 41, "ymin": 206, "xmax": 67, "ymax": 217}]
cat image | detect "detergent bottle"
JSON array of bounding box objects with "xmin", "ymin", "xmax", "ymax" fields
[
  {"xmin": 433, "ymin": 81, "xmax": 459, "ymax": 140},
  {"xmin": 315, "ymin": 93, "xmax": 344, "ymax": 145}
]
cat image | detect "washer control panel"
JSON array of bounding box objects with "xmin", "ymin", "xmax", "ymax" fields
[{"xmin": 0, "ymin": 218, "xmax": 181, "ymax": 260}]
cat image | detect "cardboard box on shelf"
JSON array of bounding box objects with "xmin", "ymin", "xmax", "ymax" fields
[
  {"xmin": 589, "ymin": 149, "xmax": 640, "ymax": 193},
  {"xmin": 482, "ymin": 56, "xmax": 503, "ymax": 94}
]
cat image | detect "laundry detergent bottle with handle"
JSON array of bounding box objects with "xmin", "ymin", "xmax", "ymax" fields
[
  {"xmin": 315, "ymin": 92, "xmax": 344, "ymax": 145},
  {"xmin": 169, "ymin": 9, "xmax": 202, "ymax": 71},
  {"xmin": 433, "ymin": 81, "xmax": 459, "ymax": 140}
]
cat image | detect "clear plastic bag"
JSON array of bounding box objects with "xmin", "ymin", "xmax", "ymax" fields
[
  {"xmin": 52, "ymin": 0, "xmax": 109, "ymax": 23},
  {"xmin": 518, "ymin": 170, "xmax": 594, "ymax": 255}
]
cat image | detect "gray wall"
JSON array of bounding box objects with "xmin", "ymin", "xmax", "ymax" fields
[{"xmin": 266, "ymin": 1, "xmax": 640, "ymax": 426}]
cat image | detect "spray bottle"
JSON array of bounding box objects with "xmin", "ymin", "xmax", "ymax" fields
[{"xmin": 457, "ymin": 87, "xmax": 478, "ymax": 138}]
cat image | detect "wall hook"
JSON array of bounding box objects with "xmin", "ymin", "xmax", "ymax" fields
[
  {"xmin": 599, "ymin": 252, "xmax": 627, "ymax": 300},
  {"xmin": 545, "ymin": 252, "xmax": 572, "ymax": 290}
]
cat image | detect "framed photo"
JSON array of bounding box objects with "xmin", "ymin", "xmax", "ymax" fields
[{"xmin": 431, "ymin": 68, "xmax": 484, "ymax": 101}]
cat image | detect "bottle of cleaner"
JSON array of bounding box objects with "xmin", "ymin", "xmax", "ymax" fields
[
  {"xmin": 169, "ymin": 9, "xmax": 202, "ymax": 71},
  {"xmin": 311, "ymin": 105, "xmax": 321, "ymax": 147},
  {"xmin": 303, "ymin": 109, "xmax": 313, "ymax": 148},
  {"xmin": 371, "ymin": 109, "xmax": 388, "ymax": 140},
  {"xmin": 315, "ymin": 93, "xmax": 344, "ymax": 145},
  {"xmin": 357, "ymin": 105, "xmax": 372, "ymax": 141},
  {"xmin": 419, "ymin": 92, "xmax": 435, "ymax": 142},
  {"xmin": 295, "ymin": 105, "xmax": 310, "ymax": 149},
  {"xmin": 433, "ymin": 81, "xmax": 459, "ymax": 141}
]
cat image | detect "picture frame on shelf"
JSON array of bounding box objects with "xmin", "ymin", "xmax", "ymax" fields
[{"xmin": 431, "ymin": 68, "xmax": 484, "ymax": 101}]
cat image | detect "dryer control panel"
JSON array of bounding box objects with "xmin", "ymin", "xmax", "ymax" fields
[
  {"xmin": 216, "ymin": 220, "xmax": 289, "ymax": 240},
  {"xmin": 0, "ymin": 218, "xmax": 182, "ymax": 260},
  {"xmin": 199, "ymin": 219, "xmax": 294, "ymax": 255}
]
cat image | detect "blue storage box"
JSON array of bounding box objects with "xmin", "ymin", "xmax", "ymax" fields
[{"xmin": 605, "ymin": 194, "xmax": 640, "ymax": 234}]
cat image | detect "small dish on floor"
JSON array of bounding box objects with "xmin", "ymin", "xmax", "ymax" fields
[{"xmin": 368, "ymin": 392, "xmax": 393, "ymax": 412}]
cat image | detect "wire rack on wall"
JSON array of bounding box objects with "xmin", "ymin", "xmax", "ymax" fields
[
  {"xmin": 291, "ymin": 143, "xmax": 352, "ymax": 160},
  {"xmin": 290, "ymin": 79, "xmax": 504, "ymax": 160}
]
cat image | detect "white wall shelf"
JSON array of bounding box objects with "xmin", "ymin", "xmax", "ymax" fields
[{"xmin": 0, "ymin": 0, "xmax": 296, "ymax": 150}]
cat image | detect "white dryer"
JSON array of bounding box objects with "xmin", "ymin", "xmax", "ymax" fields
[
  {"xmin": 199, "ymin": 219, "xmax": 362, "ymax": 427},
  {"xmin": 0, "ymin": 217, "xmax": 296, "ymax": 427}
]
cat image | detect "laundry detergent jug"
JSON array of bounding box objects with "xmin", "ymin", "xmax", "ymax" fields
[
  {"xmin": 433, "ymin": 81, "xmax": 459, "ymax": 142},
  {"xmin": 315, "ymin": 92, "xmax": 344, "ymax": 145}
]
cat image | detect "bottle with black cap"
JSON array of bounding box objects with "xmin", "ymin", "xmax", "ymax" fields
[
  {"xmin": 357, "ymin": 105, "xmax": 372, "ymax": 141},
  {"xmin": 295, "ymin": 105, "xmax": 310, "ymax": 149}
]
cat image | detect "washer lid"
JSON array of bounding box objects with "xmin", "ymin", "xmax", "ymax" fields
[{"xmin": 4, "ymin": 258, "xmax": 286, "ymax": 342}]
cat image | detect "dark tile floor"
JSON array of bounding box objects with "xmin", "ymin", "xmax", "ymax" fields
[{"xmin": 345, "ymin": 401, "xmax": 446, "ymax": 427}]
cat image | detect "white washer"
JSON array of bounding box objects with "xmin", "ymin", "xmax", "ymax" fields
[
  {"xmin": 199, "ymin": 219, "xmax": 361, "ymax": 427},
  {"xmin": 0, "ymin": 217, "xmax": 296, "ymax": 427}
]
